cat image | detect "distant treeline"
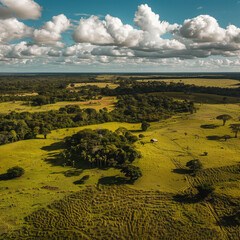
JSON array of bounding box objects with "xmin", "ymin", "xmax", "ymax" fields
[
  {"xmin": 1, "ymin": 75, "xmax": 240, "ymax": 105},
  {"xmin": 0, "ymin": 94, "xmax": 194, "ymax": 145},
  {"xmin": 108, "ymin": 80, "xmax": 240, "ymax": 98}
]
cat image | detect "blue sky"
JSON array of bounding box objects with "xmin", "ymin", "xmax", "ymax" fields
[{"xmin": 1, "ymin": 0, "xmax": 240, "ymax": 72}]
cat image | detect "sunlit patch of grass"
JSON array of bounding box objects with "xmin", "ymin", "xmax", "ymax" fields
[
  {"xmin": 0, "ymin": 97, "xmax": 117, "ymax": 113},
  {"xmin": 3, "ymin": 185, "xmax": 226, "ymax": 240}
]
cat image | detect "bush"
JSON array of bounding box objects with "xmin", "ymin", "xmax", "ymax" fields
[
  {"xmin": 196, "ymin": 184, "xmax": 215, "ymax": 199},
  {"xmin": 186, "ymin": 159, "xmax": 203, "ymax": 173},
  {"xmin": 121, "ymin": 165, "xmax": 142, "ymax": 181},
  {"xmin": 141, "ymin": 121, "xmax": 150, "ymax": 131},
  {"xmin": 7, "ymin": 166, "xmax": 25, "ymax": 178}
]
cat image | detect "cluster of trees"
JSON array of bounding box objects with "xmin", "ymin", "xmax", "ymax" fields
[
  {"xmin": 62, "ymin": 128, "xmax": 141, "ymax": 169},
  {"xmin": 0, "ymin": 74, "xmax": 104, "ymax": 104},
  {"xmin": 108, "ymin": 80, "xmax": 240, "ymax": 98},
  {"xmin": 0, "ymin": 94, "xmax": 194, "ymax": 145},
  {"xmin": 216, "ymin": 114, "xmax": 240, "ymax": 138},
  {"xmin": 1, "ymin": 74, "xmax": 240, "ymax": 105},
  {"xmin": 61, "ymin": 128, "xmax": 142, "ymax": 181},
  {"xmin": 112, "ymin": 94, "xmax": 195, "ymax": 122},
  {"xmin": 0, "ymin": 105, "xmax": 110, "ymax": 145}
]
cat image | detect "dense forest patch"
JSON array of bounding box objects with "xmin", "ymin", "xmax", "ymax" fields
[{"xmin": 61, "ymin": 128, "xmax": 142, "ymax": 180}]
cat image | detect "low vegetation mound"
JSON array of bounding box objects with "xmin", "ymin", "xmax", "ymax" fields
[
  {"xmin": 2, "ymin": 185, "xmax": 225, "ymax": 240},
  {"xmin": 6, "ymin": 166, "xmax": 24, "ymax": 179}
]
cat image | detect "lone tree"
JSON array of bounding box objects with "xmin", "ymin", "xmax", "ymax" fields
[
  {"xmin": 121, "ymin": 165, "xmax": 142, "ymax": 181},
  {"xmin": 216, "ymin": 114, "xmax": 232, "ymax": 126},
  {"xmin": 222, "ymin": 135, "xmax": 231, "ymax": 141},
  {"xmin": 186, "ymin": 159, "xmax": 203, "ymax": 173},
  {"xmin": 141, "ymin": 121, "xmax": 150, "ymax": 131},
  {"xmin": 230, "ymin": 124, "xmax": 240, "ymax": 138},
  {"xmin": 7, "ymin": 166, "xmax": 25, "ymax": 179},
  {"xmin": 40, "ymin": 127, "xmax": 51, "ymax": 139}
]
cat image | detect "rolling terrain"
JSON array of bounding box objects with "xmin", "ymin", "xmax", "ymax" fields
[{"xmin": 1, "ymin": 102, "xmax": 240, "ymax": 239}]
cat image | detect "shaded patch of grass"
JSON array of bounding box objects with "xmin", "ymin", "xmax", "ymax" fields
[
  {"xmin": 201, "ymin": 124, "xmax": 220, "ymax": 129},
  {"xmin": 206, "ymin": 135, "xmax": 222, "ymax": 140},
  {"xmin": 98, "ymin": 176, "xmax": 127, "ymax": 185},
  {"xmin": 73, "ymin": 175, "xmax": 90, "ymax": 185},
  {"xmin": 64, "ymin": 169, "xmax": 83, "ymax": 177}
]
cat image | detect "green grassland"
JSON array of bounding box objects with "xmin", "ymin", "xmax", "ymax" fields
[
  {"xmin": 68, "ymin": 82, "xmax": 119, "ymax": 89},
  {"xmin": 0, "ymin": 97, "xmax": 116, "ymax": 114},
  {"xmin": 1, "ymin": 102, "xmax": 240, "ymax": 238}
]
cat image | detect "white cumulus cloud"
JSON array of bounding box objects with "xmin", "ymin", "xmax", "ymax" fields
[
  {"xmin": 0, "ymin": 0, "xmax": 42, "ymax": 20},
  {"xmin": 33, "ymin": 14, "xmax": 70, "ymax": 47},
  {"xmin": 0, "ymin": 18, "xmax": 33, "ymax": 43}
]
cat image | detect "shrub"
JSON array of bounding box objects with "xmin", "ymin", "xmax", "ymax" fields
[
  {"xmin": 121, "ymin": 165, "xmax": 142, "ymax": 181},
  {"xmin": 186, "ymin": 159, "xmax": 203, "ymax": 173},
  {"xmin": 7, "ymin": 166, "xmax": 25, "ymax": 178},
  {"xmin": 141, "ymin": 121, "xmax": 150, "ymax": 131},
  {"xmin": 139, "ymin": 134, "xmax": 145, "ymax": 138},
  {"xmin": 196, "ymin": 184, "xmax": 215, "ymax": 199}
]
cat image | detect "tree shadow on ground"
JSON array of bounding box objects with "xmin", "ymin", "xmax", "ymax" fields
[
  {"xmin": 206, "ymin": 135, "xmax": 222, "ymax": 141},
  {"xmin": 0, "ymin": 173, "xmax": 10, "ymax": 181},
  {"xmin": 219, "ymin": 214, "xmax": 240, "ymax": 227},
  {"xmin": 44, "ymin": 153, "xmax": 66, "ymax": 167},
  {"xmin": 73, "ymin": 175, "xmax": 90, "ymax": 185},
  {"xmin": 41, "ymin": 140, "xmax": 92, "ymax": 170},
  {"xmin": 201, "ymin": 124, "xmax": 220, "ymax": 129},
  {"xmin": 41, "ymin": 141, "xmax": 65, "ymax": 151},
  {"xmin": 172, "ymin": 168, "xmax": 192, "ymax": 174},
  {"xmin": 44, "ymin": 153, "xmax": 92, "ymax": 170},
  {"xmin": 98, "ymin": 176, "xmax": 128, "ymax": 185},
  {"xmin": 173, "ymin": 193, "xmax": 206, "ymax": 204},
  {"xmin": 130, "ymin": 130, "xmax": 143, "ymax": 133}
]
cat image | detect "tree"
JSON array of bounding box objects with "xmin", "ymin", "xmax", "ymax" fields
[
  {"xmin": 8, "ymin": 130, "xmax": 17, "ymax": 142},
  {"xmin": 222, "ymin": 135, "xmax": 231, "ymax": 141},
  {"xmin": 40, "ymin": 127, "xmax": 51, "ymax": 139},
  {"xmin": 121, "ymin": 165, "xmax": 142, "ymax": 181},
  {"xmin": 216, "ymin": 114, "xmax": 232, "ymax": 126},
  {"xmin": 7, "ymin": 166, "xmax": 25, "ymax": 178},
  {"xmin": 230, "ymin": 124, "xmax": 240, "ymax": 138},
  {"xmin": 141, "ymin": 121, "xmax": 150, "ymax": 131},
  {"xmin": 186, "ymin": 159, "xmax": 203, "ymax": 173}
]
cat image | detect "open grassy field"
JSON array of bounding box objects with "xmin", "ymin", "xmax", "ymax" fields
[
  {"xmin": 0, "ymin": 97, "xmax": 116, "ymax": 113},
  {"xmin": 137, "ymin": 78, "xmax": 240, "ymax": 88},
  {"xmin": 1, "ymin": 102, "xmax": 240, "ymax": 238},
  {"xmin": 0, "ymin": 122, "xmax": 140, "ymax": 234},
  {"xmin": 4, "ymin": 185, "xmax": 236, "ymax": 240},
  {"xmin": 67, "ymin": 82, "xmax": 119, "ymax": 89}
]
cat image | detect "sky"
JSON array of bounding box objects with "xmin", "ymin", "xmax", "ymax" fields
[{"xmin": 1, "ymin": 0, "xmax": 240, "ymax": 72}]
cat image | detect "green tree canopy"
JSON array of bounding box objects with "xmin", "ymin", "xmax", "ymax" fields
[
  {"xmin": 230, "ymin": 123, "xmax": 240, "ymax": 138},
  {"xmin": 216, "ymin": 114, "xmax": 232, "ymax": 126}
]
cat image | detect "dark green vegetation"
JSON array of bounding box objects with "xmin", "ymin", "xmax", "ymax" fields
[
  {"xmin": 62, "ymin": 128, "xmax": 142, "ymax": 180},
  {"xmin": 7, "ymin": 166, "xmax": 25, "ymax": 178},
  {"xmin": 0, "ymin": 94, "xmax": 193, "ymax": 145},
  {"xmin": 0, "ymin": 166, "xmax": 25, "ymax": 180},
  {"xmin": 230, "ymin": 123, "xmax": 240, "ymax": 138},
  {"xmin": 186, "ymin": 159, "xmax": 203, "ymax": 174},
  {"xmin": 216, "ymin": 114, "xmax": 233, "ymax": 126}
]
